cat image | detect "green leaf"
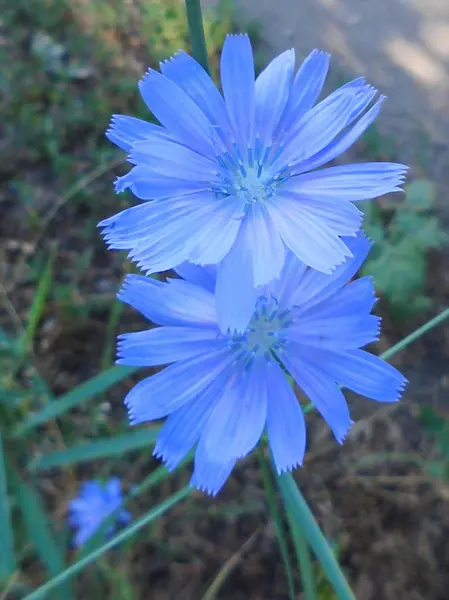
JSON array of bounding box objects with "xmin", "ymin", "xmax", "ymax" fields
[
  {"xmin": 10, "ymin": 466, "xmax": 73, "ymax": 600},
  {"xmin": 363, "ymin": 237, "xmax": 428, "ymax": 314},
  {"xmin": 404, "ymin": 179, "xmax": 435, "ymax": 212},
  {"xmin": 286, "ymin": 510, "xmax": 317, "ymax": 600},
  {"xmin": 275, "ymin": 470, "xmax": 356, "ymax": 600},
  {"xmin": 0, "ymin": 433, "xmax": 16, "ymax": 576},
  {"xmin": 22, "ymin": 487, "xmax": 191, "ymax": 600},
  {"xmin": 13, "ymin": 365, "xmax": 137, "ymax": 437},
  {"xmin": 28, "ymin": 426, "xmax": 161, "ymax": 471},
  {"xmin": 393, "ymin": 213, "xmax": 447, "ymax": 250},
  {"xmin": 258, "ymin": 448, "xmax": 296, "ymax": 599},
  {"xmin": 18, "ymin": 250, "xmax": 55, "ymax": 355}
]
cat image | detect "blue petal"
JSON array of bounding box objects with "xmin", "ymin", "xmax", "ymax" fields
[
  {"xmin": 186, "ymin": 197, "xmax": 245, "ymax": 266},
  {"xmin": 74, "ymin": 524, "xmax": 98, "ymax": 548},
  {"xmin": 138, "ymin": 69, "xmax": 215, "ymax": 156},
  {"xmin": 113, "ymin": 165, "xmax": 208, "ymax": 200},
  {"xmin": 129, "ymin": 138, "xmax": 218, "ymax": 181},
  {"xmin": 118, "ymin": 274, "xmax": 217, "ymax": 328},
  {"xmin": 124, "ymin": 348, "xmax": 235, "ymax": 424},
  {"xmin": 190, "ymin": 449, "xmax": 236, "ymax": 496},
  {"xmin": 287, "ymin": 233, "xmax": 372, "ymax": 311},
  {"xmin": 106, "ymin": 115, "xmax": 173, "ymax": 152},
  {"xmin": 160, "ymin": 51, "xmax": 231, "ymax": 148},
  {"xmin": 200, "ymin": 357, "xmax": 267, "ymax": 463},
  {"xmin": 294, "ymin": 347, "xmax": 407, "ymax": 402},
  {"xmin": 267, "ymin": 192, "xmax": 352, "ymax": 274},
  {"xmin": 153, "ymin": 374, "xmax": 227, "ymax": 470},
  {"xmin": 215, "ymin": 218, "xmax": 262, "ymax": 333},
  {"xmin": 101, "ymin": 193, "xmax": 244, "ymax": 273},
  {"xmin": 117, "ymin": 326, "xmax": 222, "ymax": 366},
  {"xmin": 266, "ymin": 361, "xmax": 306, "ymax": 473},
  {"xmin": 254, "ymin": 49, "xmax": 295, "ymax": 146},
  {"xmin": 269, "ymin": 250, "xmax": 308, "ymax": 309},
  {"xmin": 275, "ymin": 189, "xmax": 363, "ymax": 236},
  {"xmin": 246, "ymin": 203, "xmax": 285, "ymax": 286},
  {"xmin": 283, "ymin": 354, "xmax": 352, "ymax": 443},
  {"xmin": 278, "ymin": 83, "xmax": 367, "ymax": 166},
  {"xmin": 220, "ymin": 34, "xmax": 255, "ymax": 144},
  {"xmin": 288, "ymin": 314, "xmax": 380, "ymax": 351},
  {"xmin": 279, "ymin": 49, "xmax": 330, "ymax": 132},
  {"xmin": 292, "ymin": 96, "xmax": 385, "ymax": 174},
  {"xmin": 174, "ymin": 263, "xmax": 217, "ymax": 293},
  {"xmin": 304, "ymin": 276, "xmax": 377, "ymax": 317},
  {"xmin": 105, "ymin": 477, "xmax": 122, "ymax": 499},
  {"xmin": 287, "ymin": 162, "xmax": 408, "ymax": 202}
]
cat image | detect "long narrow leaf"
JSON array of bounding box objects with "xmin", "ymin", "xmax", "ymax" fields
[
  {"xmin": 28, "ymin": 426, "xmax": 160, "ymax": 471},
  {"xmin": 13, "ymin": 365, "xmax": 137, "ymax": 437},
  {"xmin": 275, "ymin": 470, "xmax": 356, "ymax": 600},
  {"xmin": 10, "ymin": 467, "xmax": 73, "ymax": 600},
  {"xmin": 22, "ymin": 487, "xmax": 191, "ymax": 600},
  {"xmin": 0, "ymin": 433, "xmax": 15, "ymax": 576},
  {"xmin": 285, "ymin": 507, "xmax": 316, "ymax": 600},
  {"xmin": 19, "ymin": 251, "xmax": 55, "ymax": 354},
  {"xmin": 258, "ymin": 449, "xmax": 296, "ymax": 599}
]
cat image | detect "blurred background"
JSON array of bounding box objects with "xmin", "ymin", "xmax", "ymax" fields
[{"xmin": 1, "ymin": 0, "xmax": 449, "ymax": 598}]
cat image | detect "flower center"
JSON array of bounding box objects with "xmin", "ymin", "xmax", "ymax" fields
[
  {"xmin": 212, "ymin": 144, "xmax": 290, "ymax": 207},
  {"xmin": 233, "ymin": 167, "xmax": 275, "ymax": 205},
  {"xmin": 229, "ymin": 296, "xmax": 292, "ymax": 362}
]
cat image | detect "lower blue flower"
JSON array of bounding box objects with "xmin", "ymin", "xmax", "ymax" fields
[
  {"xmin": 68, "ymin": 478, "xmax": 130, "ymax": 547},
  {"xmin": 117, "ymin": 233, "xmax": 406, "ymax": 495}
]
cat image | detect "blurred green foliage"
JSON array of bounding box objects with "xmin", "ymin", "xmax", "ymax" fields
[
  {"xmin": 1, "ymin": 0, "xmax": 232, "ymax": 195},
  {"xmin": 362, "ymin": 179, "xmax": 447, "ymax": 318}
]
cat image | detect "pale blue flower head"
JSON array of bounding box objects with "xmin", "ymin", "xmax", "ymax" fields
[
  {"xmin": 68, "ymin": 478, "xmax": 130, "ymax": 547},
  {"xmin": 116, "ymin": 234, "xmax": 407, "ymax": 495},
  {"xmin": 99, "ymin": 35, "xmax": 408, "ymax": 333}
]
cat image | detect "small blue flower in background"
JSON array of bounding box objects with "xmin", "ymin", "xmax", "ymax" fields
[
  {"xmin": 68, "ymin": 478, "xmax": 130, "ymax": 547},
  {"xmin": 99, "ymin": 34, "xmax": 407, "ymax": 333},
  {"xmin": 116, "ymin": 234, "xmax": 406, "ymax": 496}
]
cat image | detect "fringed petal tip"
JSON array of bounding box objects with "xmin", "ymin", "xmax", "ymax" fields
[
  {"xmin": 334, "ymin": 419, "xmax": 354, "ymax": 445},
  {"xmin": 274, "ymin": 459, "xmax": 303, "ymax": 476}
]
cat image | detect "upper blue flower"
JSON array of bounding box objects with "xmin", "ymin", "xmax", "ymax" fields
[
  {"xmin": 68, "ymin": 478, "xmax": 130, "ymax": 547},
  {"xmin": 100, "ymin": 35, "xmax": 407, "ymax": 333},
  {"xmin": 116, "ymin": 234, "xmax": 406, "ymax": 495}
]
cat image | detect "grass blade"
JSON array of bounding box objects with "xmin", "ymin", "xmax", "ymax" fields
[
  {"xmin": 22, "ymin": 486, "xmax": 191, "ymax": 600},
  {"xmin": 18, "ymin": 251, "xmax": 55, "ymax": 354},
  {"xmin": 10, "ymin": 467, "xmax": 73, "ymax": 600},
  {"xmin": 258, "ymin": 448, "xmax": 296, "ymax": 599},
  {"xmin": 200, "ymin": 529, "xmax": 261, "ymax": 600},
  {"xmin": 0, "ymin": 433, "xmax": 16, "ymax": 576},
  {"xmin": 285, "ymin": 507, "xmax": 317, "ymax": 600},
  {"xmin": 275, "ymin": 470, "xmax": 356, "ymax": 600},
  {"xmin": 28, "ymin": 426, "xmax": 161, "ymax": 471},
  {"xmin": 13, "ymin": 365, "xmax": 137, "ymax": 437},
  {"xmin": 185, "ymin": 0, "xmax": 210, "ymax": 72}
]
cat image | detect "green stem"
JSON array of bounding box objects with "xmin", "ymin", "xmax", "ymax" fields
[
  {"xmin": 379, "ymin": 306, "xmax": 449, "ymax": 361},
  {"xmin": 185, "ymin": 0, "xmax": 210, "ymax": 73},
  {"xmin": 258, "ymin": 448, "xmax": 296, "ymax": 599},
  {"xmin": 275, "ymin": 470, "xmax": 356, "ymax": 600},
  {"xmin": 286, "ymin": 508, "xmax": 317, "ymax": 600}
]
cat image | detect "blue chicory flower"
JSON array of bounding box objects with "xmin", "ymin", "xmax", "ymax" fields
[
  {"xmin": 116, "ymin": 234, "xmax": 407, "ymax": 495},
  {"xmin": 99, "ymin": 35, "xmax": 408, "ymax": 333},
  {"xmin": 68, "ymin": 478, "xmax": 130, "ymax": 547}
]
